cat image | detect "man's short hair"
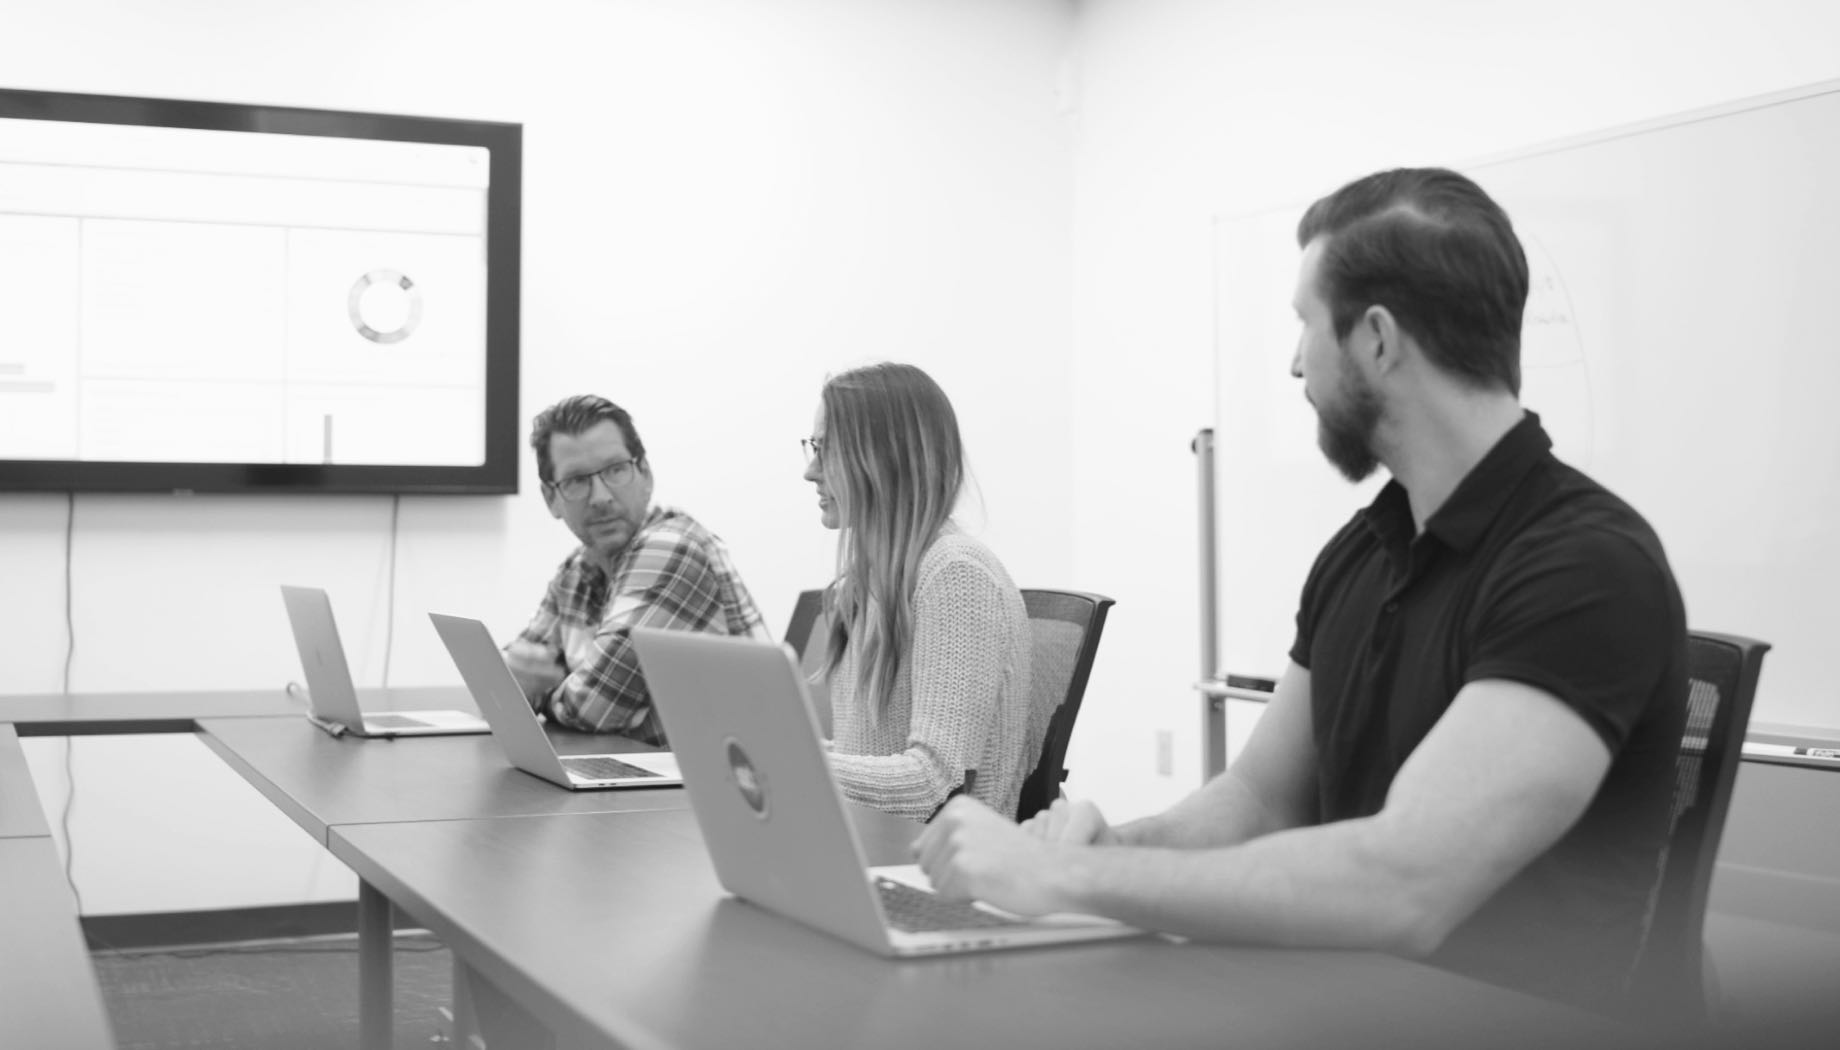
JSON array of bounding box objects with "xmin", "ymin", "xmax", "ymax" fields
[
  {"xmin": 528, "ymin": 394, "xmax": 647, "ymax": 486},
  {"xmin": 1297, "ymin": 168, "xmax": 1529, "ymax": 395}
]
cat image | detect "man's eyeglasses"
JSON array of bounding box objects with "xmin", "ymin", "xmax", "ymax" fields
[
  {"xmin": 549, "ymin": 459, "xmax": 639, "ymax": 502},
  {"xmin": 800, "ymin": 437, "xmax": 825, "ymax": 465}
]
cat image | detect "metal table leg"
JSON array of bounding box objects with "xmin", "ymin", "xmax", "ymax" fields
[{"xmin": 359, "ymin": 880, "xmax": 393, "ymax": 1050}]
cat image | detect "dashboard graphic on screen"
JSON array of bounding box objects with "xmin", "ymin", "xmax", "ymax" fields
[{"xmin": 0, "ymin": 89, "xmax": 521, "ymax": 494}]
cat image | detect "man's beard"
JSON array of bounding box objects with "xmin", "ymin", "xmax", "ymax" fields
[{"xmin": 1316, "ymin": 368, "xmax": 1382, "ymax": 483}]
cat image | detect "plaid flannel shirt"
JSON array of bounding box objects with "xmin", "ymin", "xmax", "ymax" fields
[{"xmin": 504, "ymin": 504, "xmax": 768, "ymax": 744}]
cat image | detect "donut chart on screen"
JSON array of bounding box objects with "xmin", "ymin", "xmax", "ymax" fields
[{"xmin": 347, "ymin": 269, "xmax": 424, "ymax": 345}]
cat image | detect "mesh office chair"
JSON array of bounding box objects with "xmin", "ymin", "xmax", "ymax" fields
[
  {"xmin": 1630, "ymin": 629, "xmax": 1770, "ymax": 1019},
  {"xmin": 1014, "ymin": 589, "xmax": 1115, "ymax": 822},
  {"xmin": 782, "ymin": 588, "xmax": 833, "ymax": 737}
]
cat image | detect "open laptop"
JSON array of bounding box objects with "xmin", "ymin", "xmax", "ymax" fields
[
  {"xmin": 279, "ymin": 585, "xmax": 490, "ymax": 738},
  {"xmin": 629, "ymin": 626, "xmax": 1145, "ymax": 957},
  {"xmin": 428, "ymin": 612, "xmax": 682, "ymax": 790}
]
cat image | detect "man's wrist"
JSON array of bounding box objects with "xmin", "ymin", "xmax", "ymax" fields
[
  {"xmin": 1044, "ymin": 844, "xmax": 1098, "ymax": 914},
  {"xmin": 1110, "ymin": 815, "xmax": 1160, "ymax": 849}
]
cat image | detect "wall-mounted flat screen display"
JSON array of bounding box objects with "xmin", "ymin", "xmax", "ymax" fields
[{"xmin": 0, "ymin": 89, "xmax": 520, "ymax": 494}]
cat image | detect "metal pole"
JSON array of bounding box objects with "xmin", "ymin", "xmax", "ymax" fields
[
  {"xmin": 1192, "ymin": 428, "xmax": 1225, "ymax": 779},
  {"xmin": 358, "ymin": 880, "xmax": 394, "ymax": 1050}
]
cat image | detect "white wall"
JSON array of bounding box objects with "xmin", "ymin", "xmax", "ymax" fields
[
  {"xmin": 11, "ymin": 0, "xmax": 1840, "ymax": 917},
  {"xmin": 1062, "ymin": 0, "xmax": 1840, "ymax": 813},
  {"xmin": 1, "ymin": 0, "xmax": 1078, "ymax": 914}
]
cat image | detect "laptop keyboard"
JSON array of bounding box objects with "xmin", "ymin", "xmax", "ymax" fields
[
  {"xmin": 562, "ymin": 755, "xmax": 663, "ymax": 781},
  {"xmin": 874, "ymin": 876, "xmax": 1027, "ymax": 932}
]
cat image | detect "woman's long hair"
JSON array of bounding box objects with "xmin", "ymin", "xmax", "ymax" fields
[{"xmin": 819, "ymin": 363, "xmax": 965, "ymax": 716}]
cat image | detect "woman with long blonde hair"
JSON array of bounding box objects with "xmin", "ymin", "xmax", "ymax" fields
[{"xmin": 800, "ymin": 363, "xmax": 1033, "ymax": 821}]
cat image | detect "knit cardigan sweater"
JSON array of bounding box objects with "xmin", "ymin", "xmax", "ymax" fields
[{"xmin": 827, "ymin": 530, "xmax": 1034, "ymax": 821}]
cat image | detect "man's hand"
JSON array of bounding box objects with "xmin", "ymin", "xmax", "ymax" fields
[
  {"xmin": 1020, "ymin": 796, "xmax": 1118, "ymax": 846},
  {"xmin": 914, "ymin": 797, "xmax": 1082, "ymax": 916},
  {"xmin": 507, "ymin": 665, "xmax": 553, "ymax": 707}
]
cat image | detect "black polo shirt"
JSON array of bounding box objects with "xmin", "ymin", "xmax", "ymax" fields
[{"xmin": 1290, "ymin": 411, "xmax": 1687, "ymax": 1013}]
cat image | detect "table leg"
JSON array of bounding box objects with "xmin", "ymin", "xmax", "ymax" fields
[
  {"xmin": 359, "ymin": 880, "xmax": 393, "ymax": 1050},
  {"xmin": 463, "ymin": 959, "xmax": 557, "ymax": 1049},
  {"xmin": 451, "ymin": 954, "xmax": 478, "ymax": 1049}
]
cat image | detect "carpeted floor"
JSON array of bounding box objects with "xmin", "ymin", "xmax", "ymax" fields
[{"xmin": 91, "ymin": 932, "xmax": 454, "ymax": 1050}]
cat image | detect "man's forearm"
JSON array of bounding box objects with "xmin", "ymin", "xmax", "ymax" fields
[
  {"xmin": 1114, "ymin": 772, "xmax": 1288, "ymax": 850},
  {"xmin": 1056, "ymin": 818, "xmax": 1442, "ymax": 955}
]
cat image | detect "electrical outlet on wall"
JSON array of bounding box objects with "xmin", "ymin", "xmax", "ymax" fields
[{"xmin": 1154, "ymin": 729, "xmax": 1174, "ymax": 776}]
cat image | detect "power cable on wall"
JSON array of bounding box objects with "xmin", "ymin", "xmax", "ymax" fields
[
  {"xmin": 49, "ymin": 493, "xmax": 417, "ymax": 954},
  {"xmin": 63, "ymin": 491, "xmax": 75, "ymax": 692},
  {"xmin": 62, "ymin": 491, "xmax": 83, "ymax": 913},
  {"xmin": 296, "ymin": 494, "xmax": 401, "ymax": 902},
  {"xmin": 382, "ymin": 493, "xmax": 400, "ymax": 688}
]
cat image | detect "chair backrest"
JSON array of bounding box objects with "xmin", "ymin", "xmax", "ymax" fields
[
  {"xmin": 782, "ymin": 588, "xmax": 833, "ymax": 737},
  {"xmin": 1014, "ymin": 589, "xmax": 1115, "ymax": 822},
  {"xmin": 1632, "ymin": 629, "xmax": 1770, "ymax": 1017}
]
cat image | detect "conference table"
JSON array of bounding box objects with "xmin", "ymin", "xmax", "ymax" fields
[
  {"xmin": 0, "ymin": 725, "xmax": 117, "ymax": 1049},
  {"xmin": 190, "ymin": 713, "xmax": 1631, "ymax": 1050},
  {"xmin": 2, "ymin": 686, "xmax": 304, "ymax": 737},
  {"xmin": 195, "ymin": 713, "xmax": 689, "ymax": 848},
  {"xmin": 1, "ymin": 723, "xmax": 54, "ymax": 839},
  {"xmin": 328, "ymin": 805, "xmax": 1633, "ymax": 1050},
  {"xmin": 2, "ymin": 693, "xmax": 1635, "ymax": 1050},
  {"xmin": 195, "ymin": 713, "xmax": 688, "ymax": 1049}
]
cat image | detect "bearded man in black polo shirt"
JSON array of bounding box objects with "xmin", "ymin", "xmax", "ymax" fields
[{"xmin": 916, "ymin": 167, "xmax": 1689, "ymax": 1019}]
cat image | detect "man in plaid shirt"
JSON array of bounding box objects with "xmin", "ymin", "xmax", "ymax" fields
[{"xmin": 503, "ymin": 394, "xmax": 769, "ymax": 744}]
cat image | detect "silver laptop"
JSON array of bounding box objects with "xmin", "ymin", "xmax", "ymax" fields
[
  {"xmin": 280, "ymin": 585, "xmax": 490, "ymax": 738},
  {"xmin": 428, "ymin": 612, "xmax": 682, "ymax": 790},
  {"xmin": 629, "ymin": 627, "xmax": 1145, "ymax": 956}
]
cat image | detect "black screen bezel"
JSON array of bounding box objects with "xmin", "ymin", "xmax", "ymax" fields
[{"xmin": 0, "ymin": 88, "xmax": 521, "ymax": 495}]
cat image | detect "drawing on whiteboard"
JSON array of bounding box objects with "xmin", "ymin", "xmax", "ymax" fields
[{"xmin": 1516, "ymin": 231, "xmax": 1596, "ymax": 470}]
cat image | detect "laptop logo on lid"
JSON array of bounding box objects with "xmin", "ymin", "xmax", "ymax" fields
[{"xmin": 725, "ymin": 738, "xmax": 769, "ymax": 819}]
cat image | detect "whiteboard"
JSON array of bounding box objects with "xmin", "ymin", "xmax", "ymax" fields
[{"xmin": 1213, "ymin": 79, "xmax": 1840, "ymax": 731}]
